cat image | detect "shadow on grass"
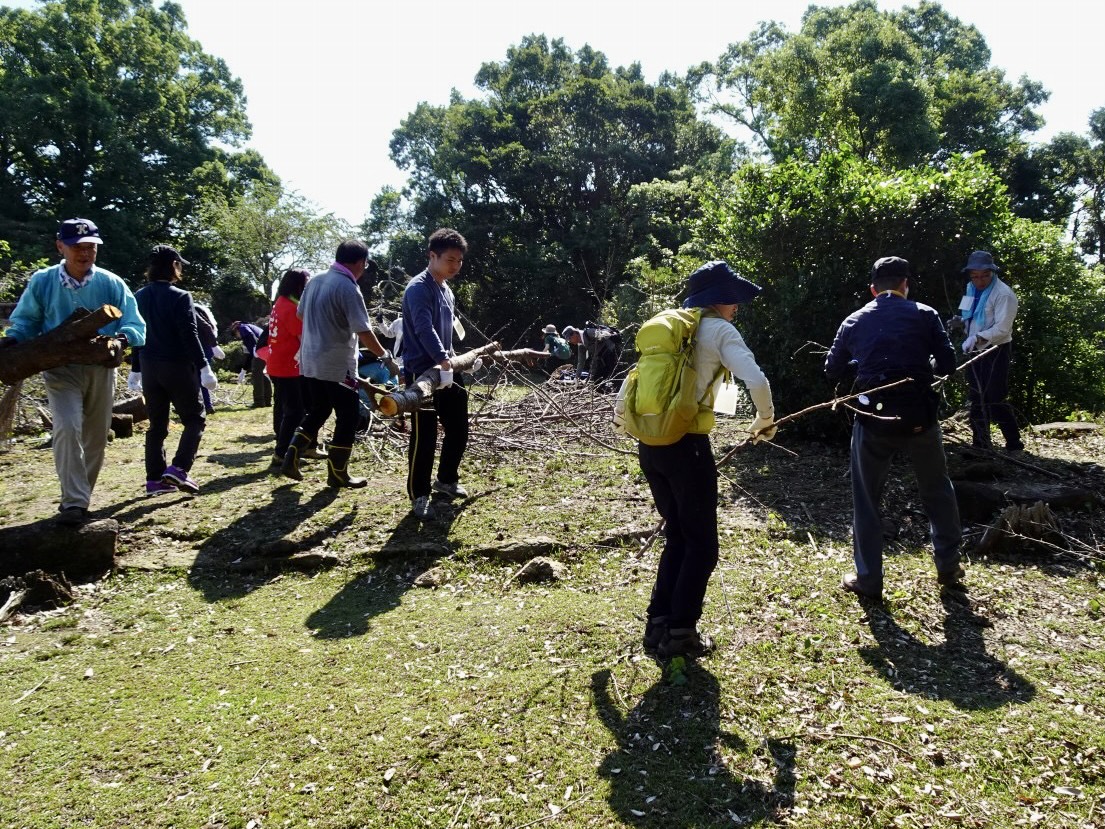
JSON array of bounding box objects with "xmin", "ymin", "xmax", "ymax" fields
[
  {"xmin": 858, "ymin": 589, "xmax": 1036, "ymax": 710},
  {"xmin": 305, "ymin": 500, "xmax": 466, "ymax": 639},
  {"xmin": 592, "ymin": 665, "xmax": 795, "ymax": 826},
  {"xmin": 185, "ymin": 486, "xmax": 344, "ymax": 602}
]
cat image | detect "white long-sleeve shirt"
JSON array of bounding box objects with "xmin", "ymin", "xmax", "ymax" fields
[
  {"xmin": 963, "ymin": 277, "xmax": 1017, "ymax": 349},
  {"xmin": 693, "ymin": 316, "xmax": 774, "ymax": 417}
]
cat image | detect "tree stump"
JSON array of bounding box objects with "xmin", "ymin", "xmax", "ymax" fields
[
  {"xmin": 0, "ymin": 518, "xmax": 119, "ymax": 579},
  {"xmin": 111, "ymin": 413, "xmax": 134, "ymax": 438},
  {"xmin": 0, "ymin": 305, "xmax": 126, "ymax": 384}
]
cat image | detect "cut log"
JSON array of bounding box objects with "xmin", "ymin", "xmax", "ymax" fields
[
  {"xmin": 0, "ymin": 518, "xmax": 119, "ymax": 579},
  {"xmin": 371, "ymin": 342, "xmax": 501, "ymax": 417},
  {"xmin": 0, "ymin": 379, "xmax": 23, "ymax": 439},
  {"xmin": 0, "ymin": 305, "xmax": 125, "ymax": 384},
  {"xmin": 113, "ymin": 394, "xmax": 148, "ymax": 423},
  {"xmin": 111, "ymin": 413, "xmax": 133, "ymax": 438}
]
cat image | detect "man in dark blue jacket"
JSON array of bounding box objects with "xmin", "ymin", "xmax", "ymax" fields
[
  {"xmin": 400, "ymin": 228, "xmax": 469, "ymax": 519},
  {"xmin": 824, "ymin": 256, "xmax": 963, "ymax": 601}
]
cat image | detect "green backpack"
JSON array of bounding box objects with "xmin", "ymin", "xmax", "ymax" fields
[{"xmin": 618, "ymin": 308, "xmax": 708, "ymax": 446}]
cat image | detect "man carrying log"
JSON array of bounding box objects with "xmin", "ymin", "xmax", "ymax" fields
[
  {"xmin": 0, "ymin": 218, "xmax": 145, "ymax": 525},
  {"xmin": 400, "ymin": 228, "xmax": 471, "ymax": 520}
]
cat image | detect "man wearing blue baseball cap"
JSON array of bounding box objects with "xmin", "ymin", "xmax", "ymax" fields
[
  {"xmin": 1, "ymin": 218, "xmax": 146, "ymax": 525},
  {"xmin": 825, "ymin": 256, "xmax": 963, "ymax": 602}
]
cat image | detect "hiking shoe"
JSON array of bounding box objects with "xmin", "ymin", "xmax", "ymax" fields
[
  {"xmin": 56, "ymin": 506, "xmax": 89, "ymax": 526},
  {"xmin": 658, "ymin": 627, "xmax": 715, "ymax": 660},
  {"xmin": 412, "ymin": 496, "xmax": 434, "ymax": 520},
  {"xmin": 643, "ymin": 617, "xmax": 668, "ymax": 654},
  {"xmin": 162, "ymin": 465, "xmax": 200, "ymax": 494},
  {"xmin": 145, "ymin": 480, "xmax": 176, "ymax": 495},
  {"xmin": 841, "ymin": 572, "xmax": 882, "ymax": 602},
  {"xmin": 432, "ymin": 479, "xmax": 468, "ymax": 499},
  {"xmin": 936, "ymin": 564, "xmax": 966, "ymax": 587}
]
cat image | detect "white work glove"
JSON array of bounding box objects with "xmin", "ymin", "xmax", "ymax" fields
[
  {"xmin": 962, "ymin": 334, "xmax": 977, "ymax": 353},
  {"xmin": 201, "ymin": 365, "xmax": 219, "ymax": 391},
  {"xmin": 437, "ymin": 368, "xmax": 454, "ymax": 388},
  {"xmin": 237, "ymin": 369, "xmax": 246, "ymax": 384},
  {"xmin": 126, "ymin": 371, "xmax": 142, "ymax": 392},
  {"xmin": 471, "ymin": 357, "xmax": 484, "ymax": 373},
  {"xmin": 211, "ymin": 345, "xmax": 225, "ymax": 360},
  {"xmin": 750, "ymin": 413, "xmax": 777, "ymax": 443}
]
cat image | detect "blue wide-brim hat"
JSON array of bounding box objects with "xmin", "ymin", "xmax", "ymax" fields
[
  {"xmin": 682, "ymin": 260, "xmax": 762, "ymax": 308},
  {"xmin": 962, "ymin": 250, "xmax": 1000, "ymax": 272}
]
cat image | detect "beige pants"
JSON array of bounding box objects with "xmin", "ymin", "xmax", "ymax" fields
[{"xmin": 42, "ymin": 364, "xmax": 116, "ymax": 511}]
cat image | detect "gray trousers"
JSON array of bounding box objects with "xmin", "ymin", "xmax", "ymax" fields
[
  {"xmin": 43, "ymin": 364, "xmax": 116, "ymax": 511},
  {"xmin": 850, "ymin": 420, "xmax": 962, "ymax": 593}
]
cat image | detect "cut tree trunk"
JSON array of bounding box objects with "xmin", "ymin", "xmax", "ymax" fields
[
  {"xmin": 0, "ymin": 305, "xmax": 125, "ymax": 384},
  {"xmin": 111, "ymin": 413, "xmax": 133, "ymax": 438},
  {"xmin": 371, "ymin": 343, "xmax": 501, "ymax": 417},
  {"xmin": 113, "ymin": 394, "xmax": 148, "ymax": 423},
  {"xmin": 0, "ymin": 518, "xmax": 119, "ymax": 579}
]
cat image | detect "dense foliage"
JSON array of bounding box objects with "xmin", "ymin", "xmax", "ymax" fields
[
  {"xmin": 0, "ymin": 0, "xmax": 268, "ymax": 281},
  {"xmin": 686, "ymin": 152, "xmax": 1105, "ymax": 427}
]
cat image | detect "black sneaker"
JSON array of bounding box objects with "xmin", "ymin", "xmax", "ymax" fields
[
  {"xmin": 937, "ymin": 564, "xmax": 966, "ymax": 587},
  {"xmin": 642, "ymin": 617, "xmax": 668, "ymax": 653},
  {"xmin": 432, "ymin": 479, "xmax": 468, "ymax": 499},
  {"xmin": 658, "ymin": 627, "xmax": 715, "ymax": 659},
  {"xmin": 56, "ymin": 506, "xmax": 89, "ymax": 526}
]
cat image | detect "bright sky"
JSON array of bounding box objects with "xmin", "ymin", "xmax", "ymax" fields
[{"xmin": 7, "ymin": 0, "xmax": 1105, "ymax": 224}]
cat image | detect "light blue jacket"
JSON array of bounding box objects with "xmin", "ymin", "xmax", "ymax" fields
[{"xmin": 5, "ymin": 263, "xmax": 146, "ymax": 346}]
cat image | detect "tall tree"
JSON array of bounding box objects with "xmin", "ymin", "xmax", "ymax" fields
[
  {"xmin": 0, "ymin": 0, "xmax": 266, "ymax": 277},
  {"xmin": 387, "ymin": 36, "xmax": 732, "ymax": 341},
  {"xmin": 691, "ymin": 1, "xmax": 1046, "ymax": 171}
]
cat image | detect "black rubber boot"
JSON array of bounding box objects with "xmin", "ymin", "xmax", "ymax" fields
[
  {"xmin": 281, "ymin": 431, "xmax": 311, "ymax": 481},
  {"xmin": 326, "ymin": 445, "xmax": 367, "ymax": 489}
]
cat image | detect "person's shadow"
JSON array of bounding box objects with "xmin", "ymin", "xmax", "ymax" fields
[
  {"xmin": 592, "ymin": 665, "xmax": 795, "ymax": 827},
  {"xmin": 858, "ymin": 589, "xmax": 1036, "ymax": 709},
  {"xmin": 304, "ymin": 494, "xmax": 477, "ymax": 638}
]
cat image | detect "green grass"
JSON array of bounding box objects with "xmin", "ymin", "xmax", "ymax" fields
[{"xmin": 1, "ymin": 401, "xmax": 1104, "ymax": 827}]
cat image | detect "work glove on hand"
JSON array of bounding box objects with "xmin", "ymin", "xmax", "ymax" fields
[
  {"xmin": 437, "ymin": 367, "xmax": 454, "ymax": 388},
  {"xmin": 751, "ymin": 413, "xmax": 777, "ymax": 443},
  {"xmin": 471, "ymin": 357, "xmax": 484, "ymax": 373},
  {"xmin": 211, "ymin": 345, "xmax": 225, "ymax": 360},
  {"xmin": 126, "ymin": 371, "xmax": 142, "ymax": 392},
  {"xmin": 382, "ymin": 352, "xmax": 400, "ymax": 377},
  {"xmin": 946, "ymin": 316, "xmax": 966, "ymax": 338},
  {"xmin": 201, "ymin": 365, "xmax": 219, "ymax": 391},
  {"xmin": 961, "ymin": 334, "xmax": 977, "ymax": 353},
  {"xmin": 237, "ymin": 369, "xmax": 247, "ymax": 384}
]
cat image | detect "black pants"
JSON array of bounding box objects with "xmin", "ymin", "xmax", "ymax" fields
[
  {"xmin": 298, "ymin": 376, "xmax": 359, "ymax": 448},
  {"xmin": 272, "ymin": 375, "xmax": 310, "ymax": 457},
  {"xmin": 967, "ymin": 343, "xmax": 1022, "ymax": 449},
  {"xmin": 639, "ymin": 433, "xmax": 719, "ymax": 630},
  {"xmin": 143, "ymin": 357, "xmax": 206, "ymax": 480},
  {"xmin": 251, "ymin": 356, "xmax": 272, "ymax": 408},
  {"xmin": 406, "ymin": 381, "xmax": 469, "ymax": 499}
]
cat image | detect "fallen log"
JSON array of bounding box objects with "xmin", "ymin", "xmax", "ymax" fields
[
  {"xmin": 370, "ymin": 342, "xmax": 501, "ymax": 417},
  {"xmin": 0, "ymin": 518, "xmax": 119, "ymax": 579},
  {"xmin": 0, "ymin": 305, "xmax": 126, "ymax": 384},
  {"xmin": 113, "ymin": 393, "xmax": 148, "ymax": 424}
]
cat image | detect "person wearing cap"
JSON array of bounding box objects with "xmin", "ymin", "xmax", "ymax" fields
[
  {"xmin": 229, "ymin": 319, "xmax": 272, "ymax": 409},
  {"xmin": 956, "ymin": 250, "xmax": 1023, "ymax": 451},
  {"xmin": 563, "ymin": 322, "xmax": 620, "ymax": 387},
  {"xmin": 638, "ymin": 260, "xmax": 777, "ymax": 660},
  {"xmin": 825, "ymin": 256, "xmax": 963, "ymax": 602},
  {"xmin": 132, "ymin": 245, "xmax": 217, "ymax": 495},
  {"xmin": 540, "ymin": 323, "xmax": 571, "ymax": 373},
  {"xmin": 400, "ymin": 228, "xmax": 471, "ymax": 519},
  {"xmin": 1, "ymin": 218, "xmax": 146, "ymax": 525},
  {"xmin": 281, "ymin": 239, "xmax": 394, "ymax": 488}
]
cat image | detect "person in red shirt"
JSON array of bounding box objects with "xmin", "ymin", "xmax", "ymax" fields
[{"xmin": 267, "ymin": 268, "xmax": 323, "ymax": 466}]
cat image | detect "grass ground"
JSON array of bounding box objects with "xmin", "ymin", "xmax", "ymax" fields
[{"xmin": 1, "ymin": 384, "xmax": 1103, "ymax": 829}]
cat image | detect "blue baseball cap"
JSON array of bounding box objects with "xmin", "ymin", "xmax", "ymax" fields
[{"xmin": 57, "ymin": 218, "xmax": 103, "ymax": 245}]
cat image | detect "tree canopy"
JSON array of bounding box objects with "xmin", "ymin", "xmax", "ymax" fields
[
  {"xmin": 0, "ymin": 0, "xmax": 268, "ymax": 278},
  {"xmin": 383, "ymin": 35, "xmax": 732, "ymax": 343}
]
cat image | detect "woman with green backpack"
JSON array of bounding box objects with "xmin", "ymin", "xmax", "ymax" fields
[{"xmin": 624, "ymin": 261, "xmax": 778, "ymax": 661}]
